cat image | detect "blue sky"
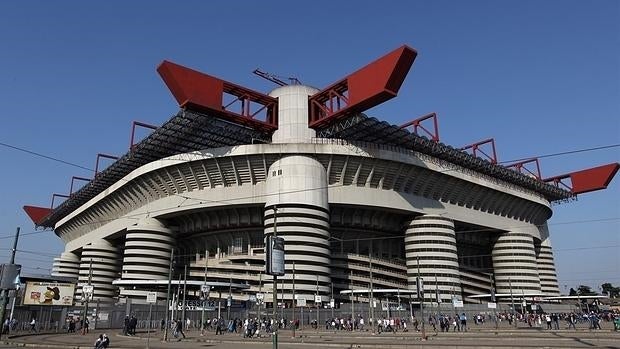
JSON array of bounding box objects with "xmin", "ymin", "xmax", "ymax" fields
[{"xmin": 0, "ymin": 0, "xmax": 618, "ymax": 293}]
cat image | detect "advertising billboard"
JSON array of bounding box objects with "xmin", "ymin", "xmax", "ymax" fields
[
  {"xmin": 266, "ymin": 236, "xmax": 285, "ymax": 276},
  {"xmin": 23, "ymin": 281, "xmax": 75, "ymax": 306}
]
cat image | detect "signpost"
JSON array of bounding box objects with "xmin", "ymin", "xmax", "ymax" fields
[{"xmin": 146, "ymin": 292, "xmax": 157, "ymax": 349}]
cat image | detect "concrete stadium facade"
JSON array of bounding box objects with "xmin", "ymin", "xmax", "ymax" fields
[{"xmin": 47, "ymin": 83, "xmax": 564, "ymax": 308}]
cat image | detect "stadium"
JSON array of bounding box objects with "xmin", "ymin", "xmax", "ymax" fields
[{"xmin": 24, "ymin": 45, "xmax": 618, "ymax": 312}]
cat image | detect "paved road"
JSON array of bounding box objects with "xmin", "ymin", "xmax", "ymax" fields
[{"xmin": 2, "ymin": 328, "xmax": 619, "ymax": 348}]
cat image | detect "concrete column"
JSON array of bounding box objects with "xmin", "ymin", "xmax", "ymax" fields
[
  {"xmin": 120, "ymin": 218, "xmax": 174, "ymax": 299},
  {"xmin": 492, "ymin": 232, "xmax": 541, "ymax": 294},
  {"xmin": 405, "ymin": 215, "xmax": 461, "ymax": 302},
  {"xmin": 76, "ymin": 240, "xmax": 121, "ymax": 303},
  {"xmin": 264, "ymin": 155, "xmax": 330, "ymax": 303},
  {"xmin": 51, "ymin": 251, "xmax": 80, "ymax": 279},
  {"xmin": 536, "ymin": 237, "xmax": 561, "ymax": 296}
]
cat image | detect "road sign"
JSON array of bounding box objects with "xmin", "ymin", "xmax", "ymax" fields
[
  {"xmin": 227, "ymin": 296, "xmax": 232, "ymax": 307},
  {"xmin": 452, "ymin": 299, "xmax": 464, "ymax": 308},
  {"xmin": 201, "ymin": 284, "xmax": 211, "ymax": 293},
  {"xmin": 314, "ymin": 295, "xmax": 321, "ymax": 303},
  {"xmin": 146, "ymin": 292, "xmax": 157, "ymax": 303},
  {"xmin": 487, "ymin": 302, "xmax": 497, "ymax": 309},
  {"xmin": 330, "ymin": 299, "xmax": 335, "ymax": 308},
  {"xmin": 248, "ymin": 295, "xmax": 257, "ymax": 302},
  {"xmin": 256, "ymin": 293, "xmax": 264, "ymax": 300},
  {"xmin": 82, "ymin": 284, "xmax": 94, "ymax": 300},
  {"xmin": 531, "ymin": 304, "xmax": 538, "ymax": 310},
  {"xmin": 297, "ymin": 298, "xmax": 306, "ymax": 307}
]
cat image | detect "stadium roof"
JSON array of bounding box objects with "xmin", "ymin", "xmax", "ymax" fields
[{"xmin": 27, "ymin": 45, "xmax": 618, "ymax": 229}]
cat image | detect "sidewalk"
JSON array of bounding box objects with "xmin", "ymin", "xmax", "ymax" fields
[{"xmin": 2, "ymin": 328, "xmax": 619, "ymax": 349}]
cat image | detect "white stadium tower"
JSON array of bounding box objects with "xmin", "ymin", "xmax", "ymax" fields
[{"xmin": 25, "ymin": 45, "xmax": 618, "ymax": 310}]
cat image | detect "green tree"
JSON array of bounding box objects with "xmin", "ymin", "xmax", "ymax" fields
[
  {"xmin": 577, "ymin": 285, "xmax": 597, "ymax": 296},
  {"xmin": 601, "ymin": 283, "xmax": 620, "ymax": 298}
]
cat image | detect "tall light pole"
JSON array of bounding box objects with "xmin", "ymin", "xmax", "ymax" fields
[
  {"xmin": 369, "ymin": 242, "xmax": 375, "ymax": 335},
  {"xmin": 181, "ymin": 265, "xmax": 188, "ymax": 326},
  {"xmin": 292, "ymin": 261, "xmax": 296, "ymax": 338},
  {"xmin": 272, "ymin": 205, "xmax": 278, "ymax": 349},
  {"xmin": 509, "ymin": 277, "xmax": 516, "ymax": 328},
  {"xmin": 490, "ymin": 273, "xmax": 498, "ymax": 330},
  {"xmin": 201, "ymin": 248, "xmax": 208, "ymax": 336},
  {"xmin": 0, "ymin": 227, "xmax": 20, "ymax": 341},
  {"xmin": 315, "ymin": 274, "xmax": 319, "ymax": 332},
  {"xmin": 163, "ymin": 248, "xmax": 174, "ymax": 341},
  {"xmin": 81, "ymin": 258, "xmax": 93, "ymax": 335},
  {"xmin": 416, "ymin": 256, "xmax": 426, "ymax": 340}
]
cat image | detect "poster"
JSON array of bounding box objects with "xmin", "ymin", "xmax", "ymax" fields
[{"xmin": 23, "ymin": 281, "xmax": 75, "ymax": 306}]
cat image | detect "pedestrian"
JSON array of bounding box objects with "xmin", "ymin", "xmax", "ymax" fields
[
  {"xmin": 94, "ymin": 334, "xmax": 104, "ymax": 348},
  {"xmin": 567, "ymin": 313, "xmax": 577, "ymax": 330},
  {"xmin": 129, "ymin": 315, "xmax": 137, "ymax": 335},
  {"xmin": 29, "ymin": 318, "xmax": 36, "ymax": 332},
  {"xmin": 215, "ymin": 318, "xmax": 223, "ymax": 335},
  {"xmin": 123, "ymin": 315, "xmax": 130, "ymax": 336},
  {"xmin": 175, "ymin": 319, "xmax": 186, "ymax": 340},
  {"xmin": 460, "ymin": 313, "xmax": 467, "ymax": 331}
]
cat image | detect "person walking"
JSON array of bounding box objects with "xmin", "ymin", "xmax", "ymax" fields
[
  {"xmin": 567, "ymin": 313, "xmax": 577, "ymax": 330},
  {"xmin": 29, "ymin": 318, "xmax": 37, "ymax": 333},
  {"xmin": 175, "ymin": 319, "xmax": 186, "ymax": 340}
]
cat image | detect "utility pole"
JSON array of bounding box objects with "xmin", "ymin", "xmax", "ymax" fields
[
  {"xmin": 227, "ymin": 276, "xmax": 232, "ymax": 322},
  {"xmin": 0, "ymin": 227, "xmax": 20, "ymax": 341},
  {"xmin": 201, "ymin": 248, "xmax": 208, "ymax": 336},
  {"xmin": 292, "ymin": 261, "xmax": 296, "ymax": 338},
  {"xmin": 350, "ymin": 268, "xmax": 354, "ymax": 326},
  {"xmin": 509, "ymin": 277, "xmax": 516, "ymax": 328},
  {"xmin": 315, "ymin": 274, "xmax": 319, "ymax": 332},
  {"xmin": 82, "ymin": 258, "xmax": 93, "ymax": 335},
  {"xmin": 490, "ymin": 273, "xmax": 498, "ymax": 330},
  {"xmin": 272, "ymin": 205, "xmax": 278, "ymax": 349},
  {"xmin": 416, "ymin": 256, "xmax": 426, "ymax": 340},
  {"xmin": 330, "ymin": 281, "xmax": 334, "ymax": 320},
  {"xmin": 163, "ymin": 248, "xmax": 174, "ymax": 341},
  {"xmin": 181, "ymin": 264, "xmax": 188, "ymax": 327},
  {"xmin": 258, "ymin": 272, "xmax": 262, "ymax": 321},
  {"xmin": 369, "ymin": 242, "xmax": 375, "ymax": 335}
]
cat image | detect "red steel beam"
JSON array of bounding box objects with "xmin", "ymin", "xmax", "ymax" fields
[
  {"xmin": 130, "ymin": 121, "xmax": 158, "ymax": 149},
  {"xmin": 460, "ymin": 138, "xmax": 498, "ymax": 164},
  {"xmin": 400, "ymin": 112, "xmax": 440, "ymax": 142},
  {"xmin": 22, "ymin": 205, "xmax": 52, "ymax": 226},
  {"xmin": 506, "ymin": 158, "xmax": 542, "ymax": 180},
  {"xmin": 544, "ymin": 163, "xmax": 619, "ymax": 195},
  {"xmin": 158, "ymin": 60, "xmax": 277, "ymax": 132},
  {"xmin": 309, "ymin": 45, "xmax": 417, "ymax": 128}
]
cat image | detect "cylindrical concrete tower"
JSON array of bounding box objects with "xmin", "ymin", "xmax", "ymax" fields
[
  {"xmin": 51, "ymin": 251, "xmax": 80, "ymax": 279},
  {"xmin": 76, "ymin": 240, "xmax": 121, "ymax": 303},
  {"xmin": 264, "ymin": 85, "xmax": 330, "ymax": 304},
  {"xmin": 270, "ymin": 85, "xmax": 319, "ymax": 144},
  {"xmin": 405, "ymin": 215, "xmax": 461, "ymax": 302},
  {"xmin": 492, "ymin": 232, "xmax": 541, "ymax": 294},
  {"xmin": 536, "ymin": 237, "xmax": 561, "ymax": 296},
  {"xmin": 120, "ymin": 218, "xmax": 174, "ymax": 298}
]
